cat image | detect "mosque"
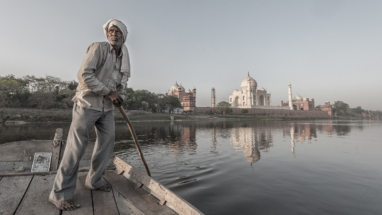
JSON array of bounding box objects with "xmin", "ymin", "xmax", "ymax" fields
[
  {"xmin": 165, "ymin": 82, "xmax": 196, "ymax": 111},
  {"xmin": 228, "ymin": 73, "xmax": 277, "ymax": 108}
]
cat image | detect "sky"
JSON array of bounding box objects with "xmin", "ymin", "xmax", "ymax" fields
[{"xmin": 0, "ymin": 0, "xmax": 381, "ymax": 110}]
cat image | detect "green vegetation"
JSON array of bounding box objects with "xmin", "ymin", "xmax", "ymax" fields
[
  {"xmin": 0, "ymin": 74, "xmax": 181, "ymax": 113},
  {"xmin": 332, "ymin": 101, "xmax": 381, "ymax": 118},
  {"xmin": 0, "ymin": 75, "xmax": 77, "ymax": 109},
  {"xmin": 241, "ymin": 109, "xmax": 248, "ymax": 114},
  {"xmin": 1, "ymin": 75, "xmax": 380, "ymax": 122},
  {"xmin": 216, "ymin": 101, "xmax": 233, "ymax": 114}
]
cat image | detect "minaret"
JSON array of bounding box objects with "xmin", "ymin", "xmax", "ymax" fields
[
  {"xmin": 211, "ymin": 88, "xmax": 216, "ymax": 107},
  {"xmin": 288, "ymin": 83, "xmax": 293, "ymax": 110},
  {"xmin": 247, "ymin": 76, "xmax": 252, "ymax": 106}
]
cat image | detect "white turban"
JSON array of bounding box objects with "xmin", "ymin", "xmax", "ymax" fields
[
  {"xmin": 103, "ymin": 19, "xmax": 128, "ymax": 43},
  {"xmin": 103, "ymin": 19, "xmax": 130, "ymax": 79}
]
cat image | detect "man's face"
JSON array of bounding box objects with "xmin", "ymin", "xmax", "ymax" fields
[{"xmin": 107, "ymin": 26, "xmax": 123, "ymax": 46}]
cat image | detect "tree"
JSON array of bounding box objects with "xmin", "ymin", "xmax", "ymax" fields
[
  {"xmin": 123, "ymin": 88, "xmax": 141, "ymax": 110},
  {"xmin": 352, "ymin": 106, "xmax": 364, "ymax": 114},
  {"xmin": 0, "ymin": 75, "xmax": 30, "ymax": 107},
  {"xmin": 216, "ymin": 101, "xmax": 232, "ymax": 114},
  {"xmin": 157, "ymin": 94, "xmax": 168, "ymax": 113},
  {"xmin": 28, "ymin": 91, "xmax": 55, "ymax": 109},
  {"xmin": 241, "ymin": 109, "xmax": 248, "ymax": 114},
  {"xmin": 67, "ymin": 81, "xmax": 79, "ymax": 90},
  {"xmin": 333, "ymin": 101, "xmax": 349, "ymax": 116},
  {"xmin": 167, "ymin": 95, "xmax": 182, "ymax": 113}
]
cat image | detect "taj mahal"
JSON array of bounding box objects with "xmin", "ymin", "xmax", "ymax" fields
[{"xmin": 229, "ymin": 73, "xmax": 275, "ymax": 108}]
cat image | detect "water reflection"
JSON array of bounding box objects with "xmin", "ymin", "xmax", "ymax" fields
[{"xmin": 230, "ymin": 127, "xmax": 273, "ymax": 163}]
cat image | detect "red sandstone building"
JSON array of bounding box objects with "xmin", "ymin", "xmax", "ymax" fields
[
  {"xmin": 317, "ymin": 101, "xmax": 333, "ymax": 116},
  {"xmin": 165, "ymin": 82, "xmax": 196, "ymax": 111},
  {"xmin": 281, "ymin": 94, "xmax": 315, "ymax": 110},
  {"xmin": 281, "ymin": 94, "xmax": 333, "ymax": 116}
]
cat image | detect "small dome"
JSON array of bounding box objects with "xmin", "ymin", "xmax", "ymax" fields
[
  {"xmin": 240, "ymin": 74, "xmax": 257, "ymax": 91},
  {"xmin": 303, "ymin": 97, "xmax": 308, "ymax": 101},
  {"xmin": 187, "ymin": 89, "xmax": 191, "ymax": 93},
  {"xmin": 295, "ymin": 94, "xmax": 302, "ymax": 101},
  {"xmin": 260, "ymin": 87, "xmax": 265, "ymax": 91},
  {"xmin": 178, "ymin": 84, "xmax": 185, "ymax": 92},
  {"xmin": 170, "ymin": 82, "xmax": 179, "ymax": 92}
]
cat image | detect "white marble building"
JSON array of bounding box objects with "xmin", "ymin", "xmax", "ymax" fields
[{"xmin": 229, "ymin": 73, "xmax": 272, "ymax": 108}]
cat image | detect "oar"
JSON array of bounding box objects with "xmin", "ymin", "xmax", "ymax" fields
[{"xmin": 117, "ymin": 106, "xmax": 151, "ymax": 177}]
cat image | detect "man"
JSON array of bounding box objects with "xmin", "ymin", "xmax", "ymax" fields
[{"xmin": 49, "ymin": 19, "xmax": 130, "ymax": 211}]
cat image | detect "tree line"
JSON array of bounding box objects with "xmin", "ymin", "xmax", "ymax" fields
[
  {"xmin": 0, "ymin": 75, "xmax": 181, "ymax": 112},
  {"xmin": 331, "ymin": 101, "xmax": 381, "ymax": 117}
]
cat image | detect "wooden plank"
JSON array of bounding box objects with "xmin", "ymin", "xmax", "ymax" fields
[
  {"xmin": 113, "ymin": 157, "xmax": 204, "ymax": 215},
  {"xmin": 112, "ymin": 185, "xmax": 145, "ymax": 215},
  {"xmin": 0, "ymin": 166, "xmax": 116, "ymax": 177},
  {"xmin": 0, "ymin": 175, "xmax": 33, "ymax": 215},
  {"xmin": 0, "ymin": 140, "xmax": 52, "ymax": 162},
  {"xmin": 92, "ymin": 179, "xmax": 119, "ymax": 215},
  {"xmin": 0, "ymin": 161, "xmax": 36, "ymax": 171},
  {"xmin": 104, "ymin": 171, "xmax": 176, "ymax": 215},
  {"xmin": 50, "ymin": 128, "xmax": 63, "ymax": 171},
  {"xmin": 15, "ymin": 174, "xmax": 60, "ymax": 215},
  {"xmin": 62, "ymin": 172, "xmax": 93, "ymax": 215}
]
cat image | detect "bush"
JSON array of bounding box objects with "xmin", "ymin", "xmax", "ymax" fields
[{"xmin": 241, "ymin": 109, "xmax": 248, "ymax": 114}]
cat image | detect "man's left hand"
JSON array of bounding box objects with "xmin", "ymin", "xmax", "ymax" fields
[{"xmin": 108, "ymin": 91, "xmax": 123, "ymax": 107}]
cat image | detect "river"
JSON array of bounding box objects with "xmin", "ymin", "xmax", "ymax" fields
[{"xmin": 1, "ymin": 119, "xmax": 381, "ymax": 215}]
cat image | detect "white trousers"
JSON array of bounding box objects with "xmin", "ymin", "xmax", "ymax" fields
[{"xmin": 49, "ymin": 104, "xmax": 115, "ymax": 201}]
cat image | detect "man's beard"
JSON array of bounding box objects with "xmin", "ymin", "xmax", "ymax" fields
[{"xmin": 108, "ymin": 37, "xmax": 124, "ymax": 47}]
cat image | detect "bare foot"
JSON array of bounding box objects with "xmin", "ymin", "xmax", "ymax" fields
[{"xmin": 49, "ymin": 199, "xmax": 81, "ymax": 211}]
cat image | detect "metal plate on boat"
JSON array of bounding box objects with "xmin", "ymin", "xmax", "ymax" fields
[{"xmin": 31, "ymin": 152, "xmax": 52, "ymax": 172}]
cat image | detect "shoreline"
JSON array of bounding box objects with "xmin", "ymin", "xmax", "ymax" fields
[{"xmin": 0, "ymin": 108, "xmax": 369, "ymax": 124}]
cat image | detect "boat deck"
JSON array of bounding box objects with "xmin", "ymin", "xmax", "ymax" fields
[{"xmin": 0, "ymin": 170, "xmax": 177, "ymax": 215}]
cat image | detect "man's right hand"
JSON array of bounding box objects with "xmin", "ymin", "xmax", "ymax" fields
[{"xmin": 108, "ymin": 91, "xmax": 123, "ymax": 107}]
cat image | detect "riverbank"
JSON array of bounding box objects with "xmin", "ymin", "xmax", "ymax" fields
[{"xmin": 0, "ymin": 108, "xmax": 360, "ymax": 123}]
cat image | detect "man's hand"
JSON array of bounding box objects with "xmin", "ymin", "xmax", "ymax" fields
[{"xmin": 108, "ymin": 91, "xmax": 123, "ymax": 107}]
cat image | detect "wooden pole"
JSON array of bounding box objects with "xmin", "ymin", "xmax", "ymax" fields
[{"xmin": 117, "ymin": 106, "xmax": 151, "ymax": 177}]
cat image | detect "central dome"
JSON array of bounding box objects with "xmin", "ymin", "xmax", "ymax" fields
[
  {"xmin": 170, "ymin": 82, "xmax": 179, "ymax": 92},
  {"xmin": 241, "ymin": 74, "xmax": 257, "ymax": 91}
]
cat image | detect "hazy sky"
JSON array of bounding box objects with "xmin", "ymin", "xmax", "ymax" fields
[{"xmin": 1, "ymin": 0, "xmax": 381, "ymax": 110}]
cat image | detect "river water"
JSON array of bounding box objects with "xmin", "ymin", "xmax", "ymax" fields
[{"xmin": 1, "ymin": 119, "xmax": 381, "ymax": 215}]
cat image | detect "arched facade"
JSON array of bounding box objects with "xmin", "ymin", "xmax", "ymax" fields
[{"xmin": 229, "ymin": 73, "xmax": 272, "ymax": 108}]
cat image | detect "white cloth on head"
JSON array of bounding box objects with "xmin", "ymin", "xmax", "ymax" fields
[
  {"xmin": 103, "ymin": 19, "xmax": 128, "ymax": 43},
  {"xmin": 103, "ymin": 19, "xmax": 130, "ymax": 79}
]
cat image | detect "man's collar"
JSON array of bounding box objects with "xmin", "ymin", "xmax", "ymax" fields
[{"xmin": 108, "ymin": 42, "xmax": 124, "ymax": 57}]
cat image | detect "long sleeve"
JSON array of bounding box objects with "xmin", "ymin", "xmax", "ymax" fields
[
  {"xmin": 77, "ymin": 43, "xmax": 110, "ymax": 96},
  {"xmin": 117, "ymin": 75, "xmax": 128, "ymax": 101},
  {"xmin": 117, "ymin": 45, "xmax": 130, "ymax": 101}
]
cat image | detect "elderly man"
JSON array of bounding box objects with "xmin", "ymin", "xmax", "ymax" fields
[{"xmin": 49, "ymin": 19, "xmax": 130, "ymax": 211}]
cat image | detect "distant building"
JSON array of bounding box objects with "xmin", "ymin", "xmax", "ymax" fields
[
  {"xmin": 280, "ymin": 84, "xmax": 332, "ymax": 115},
  {"xmin": 316, "ymin": 101, "xmax": 333, "ymax": 116},
  {"xmin": 165, "ymin": 82, "xmax": 196, "ymax": 111},
  {"xmin": 229, "ymin": 73, "xmax": 273, "ymax": 108},
  {"xmin": 281, "ymin": 93, "xmax": 315, "ymax": 110}
]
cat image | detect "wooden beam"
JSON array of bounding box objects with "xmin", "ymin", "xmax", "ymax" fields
[
  {"xmin": 15, "ymin": 174, "xmax": 60, "ymax": 215},
  {"xmin": 0, "ymin": 166, "xmax": 116, "ymax": 177},
  {"xmin": 92, "ymin": 178, "xmax": 119, "ymax": 215},
  {"xmin": 0, "ymin": 176, "xmax": 33, "ymax": 215},
  {"xmin": 50, "ymin": 128, "xmax": 63, "ymax": 171},
  {"xmin": 104, "ymin": 171, "xmax": 175, "ymax": 215},
  {"xmin": 111, "ymin": 184, "xmax": 145, "ymax": 215},
  {"xmin": 113, "ymin": 157, "xmax": 204, "ymax": 215}
]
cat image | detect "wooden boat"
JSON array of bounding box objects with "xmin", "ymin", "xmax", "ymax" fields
[{"xmin": 0, "ymin": 128, "xmax": 204, "ymax": 215}]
